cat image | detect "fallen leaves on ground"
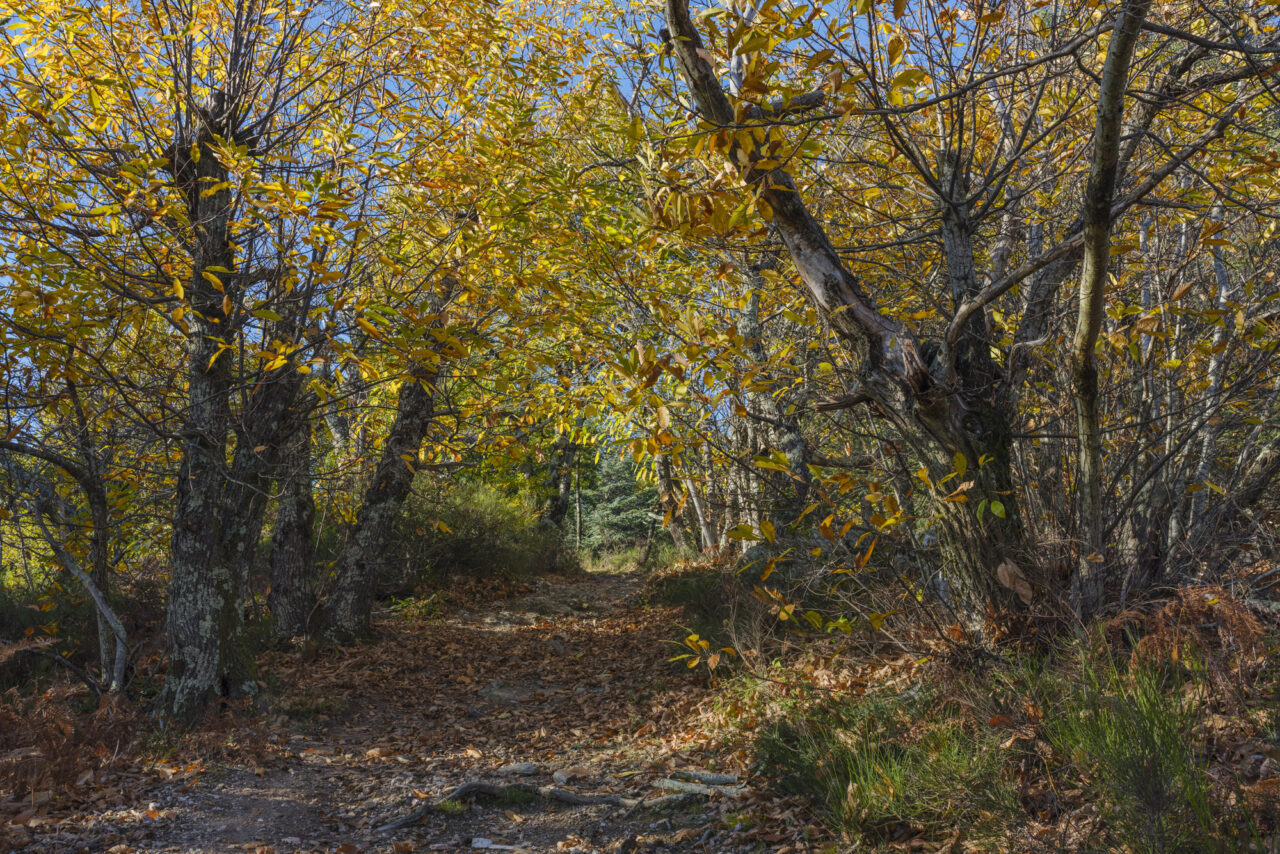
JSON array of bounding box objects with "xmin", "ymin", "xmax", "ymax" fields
[{"xmin": 1, "ymin": 570, "xmax": 830, "ymax": 852}]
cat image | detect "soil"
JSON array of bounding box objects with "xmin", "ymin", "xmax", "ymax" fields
[{"xmin": 11, "ymin": 570, "xmax": 773, "ymax": 854}]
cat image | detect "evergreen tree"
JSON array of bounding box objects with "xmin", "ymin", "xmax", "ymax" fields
[{"xmin": 581, "ymin": 451, "xmax": 658, "ymax": 555}]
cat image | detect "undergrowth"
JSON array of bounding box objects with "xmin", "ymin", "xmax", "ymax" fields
[
  {"xmin": 1047, "ymin": 655, "xmax": 1236, "ymax": 852},
  {"xmin": 755, "ymin": 687, "xmax": 1018, "ymax": 849},
  {"xmin": 710, "ymin": 585, "xmax": 1280, "ymax": 852},
  {"xmin": 374, "ymin": 482, "xmax": 579, "ymax": 595}
]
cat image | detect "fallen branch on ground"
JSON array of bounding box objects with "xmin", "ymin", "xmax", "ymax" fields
[
  {"xmin": 375, "ymin": 781, "xmax": 704, "ymax": 832},
  {"xmin": 376, "ymin": 782, "xmax": 625, "ymax": 831}
]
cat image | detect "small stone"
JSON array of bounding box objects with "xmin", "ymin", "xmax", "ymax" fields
[
  {"xmin": 498, "ymin": 762, "xmax": 540, "ymax": 776},
  {"xmin": 282, "ymin": 839, "xmax": 302, "ymax": 846},
  {"xmin": 551, "ymin": 765, "xmax": 591, "ymax": 785},
  {"xmin": 479, "ymin": 679, "xmax": 524, "ymax": 705}
]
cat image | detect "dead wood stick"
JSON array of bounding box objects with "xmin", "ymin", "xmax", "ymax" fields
[{"xmin": 375, "ymin": 782, "xmax": 630, "ymax": 832}]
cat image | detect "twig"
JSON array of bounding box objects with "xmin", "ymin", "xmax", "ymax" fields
[{"xmin": 17, "ymin": 648, "xmax": 103, "ymax": 698}]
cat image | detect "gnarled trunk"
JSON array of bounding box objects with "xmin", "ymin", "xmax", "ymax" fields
[{"xmin": 664, "ymin": 0, "xmax": 1030, "ymax": 628}]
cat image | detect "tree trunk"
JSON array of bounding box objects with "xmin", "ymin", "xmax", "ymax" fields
[
  {"xmin": 269, "ymin": 420, "xmax": 316, "ymax": 639},
  {"xmin": 159, "ymin": 132, "xmax": 243, "ymax": 720},
  {"xmin": 655, "ymin": 453, "xmax": 687, "ymax": 551},
  {"xmin": 325, "ymin": 366, "xmax": 438, "ymax": 642},
  {"xmin": 664, "ymin": 0, "xmax": 1030, "ymax": 628},
  {"xmin": 737, "ymin": 280, "xmax": 813, "ymax": 527},
  {"xmin": 683, "ymin": 474, "xmax": 716, "ymax": 553},
  {"xmin": 543, "ymin": 431, "xmax": 577, "ymax": 529},
  {"xmin": 66, "ymin": 379, "xmax": 115, "ymax": 685},
  {"xmin": 1070, "ymin": 0, "xmax": 1152, "ymax": 621},
  {"xmin": 33, "ymin": 511, "xmax": 127, "ymax": 692}
]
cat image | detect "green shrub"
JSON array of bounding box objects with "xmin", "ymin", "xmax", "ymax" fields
[
  {"xmin": 1048, "ymin": 654, "xmax": 1241, "ymax": 853},
  {"xmin": 383, "ymin": 482, "xmax": 578, "ymax": 592},
  {"xmin": 756, "ymin": 689, "xmax": 1018, "ymax": 848}
]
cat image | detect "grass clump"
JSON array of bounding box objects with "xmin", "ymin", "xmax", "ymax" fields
[
  {"xmin": 436, "ymin": 798, "xmax": 468, "ymax": 815},
  {"xmin": 1048, "ymin": 652, "xmax": 1253, "ymax": 853},
  {"xmin": 755, "ymin": 688, "xmax": 1018, "ymax": 849}
]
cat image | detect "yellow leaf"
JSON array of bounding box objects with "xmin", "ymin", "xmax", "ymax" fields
[
  {"xmin": 887, "ymin": 35, "xmax": 904, "ymax": 65},
  {"xmin": 891, "ymin": 68, "xmax": 927, "ymax": 89},
  {"xmin": 760, "ymin": 519, "xmax": 776, "ymax": 542},
  {"xmin": 868, "ymin": 609, "xmax": 902, "ymax": 631}
]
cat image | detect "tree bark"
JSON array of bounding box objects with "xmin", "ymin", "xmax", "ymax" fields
[
  {"xmin": 324, "ymin": 365, "xmax": 438, "ymax": 642},
  {"xmin": 1070, "ymin": 0, "xmax": 1152, "ymax": 621},
  {"xmin": 158, "ymin": 122, "xmax": 245, "ymax": 721},
  {"xmin": 269, "ymin": 419, "xmax": 316, "ymax": 639}
]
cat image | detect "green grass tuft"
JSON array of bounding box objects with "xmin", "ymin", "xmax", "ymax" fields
[{"xmin": 756, "ymin": 688, "xmax": 1019, "ymax": 849}]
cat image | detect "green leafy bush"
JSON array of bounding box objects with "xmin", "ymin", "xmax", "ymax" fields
[{"xmin": 384, "ymin": 482, "xmax": 578, "ymax": 591}]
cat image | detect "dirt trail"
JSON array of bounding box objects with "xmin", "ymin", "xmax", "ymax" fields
[{"xmin": 22, "ymin": 570, "xmax": 763, "ymax": 854}]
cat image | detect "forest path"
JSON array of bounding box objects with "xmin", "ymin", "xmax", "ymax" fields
[{"xmin": 28, "ymin": 569, "xmax": 762, "ymax": 854}]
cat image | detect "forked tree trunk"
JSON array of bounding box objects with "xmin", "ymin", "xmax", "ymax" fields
[
  {"xmin": 664, "ymin": 0, "xmax": 1029, "ymax": 627},
  {"xmin": 324, "ymin": 366, "xmax": 438, "ymax": 642}
]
